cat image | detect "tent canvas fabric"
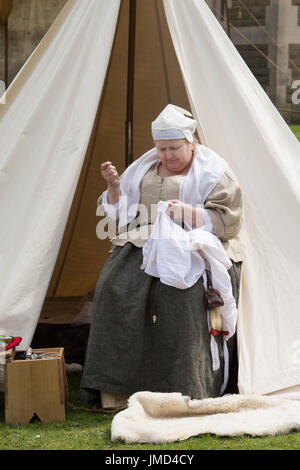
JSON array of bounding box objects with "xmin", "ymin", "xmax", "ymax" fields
[
  {"xmin": 1, "ymin": 0, "xmax": 300, "ymax": 433},
  {"xmin": 39, "ymin": 0, "xmax": 191, "ymax": 301},
  {"xmin": 0, "ymin": 0, "xmax": 121, "ymax": 348}
]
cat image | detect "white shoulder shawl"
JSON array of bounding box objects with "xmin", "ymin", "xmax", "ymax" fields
[{"xmin": 102, "ymin": 144, "xmax": 228, "ymax": 230}]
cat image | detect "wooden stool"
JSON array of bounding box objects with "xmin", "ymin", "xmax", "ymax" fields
[{"xmin": 5, "ymin": 348, "xmax": 68, "ymax": 424}]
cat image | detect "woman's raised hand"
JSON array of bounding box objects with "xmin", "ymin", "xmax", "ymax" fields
[
  {"xmin": 101, "ymin": 161, "xmax": 121, "ymax": 204},
  {"xmin": 101, "ymin": 161, "xmax": 120, "ymax": 188}
]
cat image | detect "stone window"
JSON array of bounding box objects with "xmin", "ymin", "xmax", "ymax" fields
[{"xmin": 228, "ymin": 0, "xmax": 271, "ymax": 27}]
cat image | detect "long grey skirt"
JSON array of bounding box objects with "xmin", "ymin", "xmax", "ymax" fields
[{"xmin": 79, "ymin": 242, "xmax": 242, "ymax": 403}]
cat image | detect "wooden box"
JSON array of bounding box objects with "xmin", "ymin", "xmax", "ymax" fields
[{"xmin": 5, "ymin": 347, "xmax": 68, "ymax": 424}]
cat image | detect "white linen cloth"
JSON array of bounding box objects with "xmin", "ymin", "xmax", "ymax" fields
[
  {"xmin": 141, "ymin": 200, "xmax": 237, "ymax": 394},
  {"xmin": 101, "ymin": 144, "xmax": 228, "ymax": 231}
]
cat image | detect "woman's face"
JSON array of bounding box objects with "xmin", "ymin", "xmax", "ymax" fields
[{"xmin": 155, "ymin": 139, "xmax": 194, "ymax": 173}]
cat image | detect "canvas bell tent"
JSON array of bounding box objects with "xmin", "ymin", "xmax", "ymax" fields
[
  {"xmin": 44, "ymin": 0, "xmax": 193, "ymax": 301},
  {"xmin": 0, "ymin": 0, "xmax": 191, "ymax": 316},
  {"xmin": 0, "ymin": 0, "xmax": 300, "ymax": 399}
]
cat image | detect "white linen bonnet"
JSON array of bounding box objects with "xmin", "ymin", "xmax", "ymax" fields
[{"xmin": 151, "ymin": 104, "xmax": 197, "ymax": 142}]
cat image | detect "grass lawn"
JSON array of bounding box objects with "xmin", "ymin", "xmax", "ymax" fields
[
  {"xmin": 0, "ymin": 125, "xmax": 299, "ymax": 452},
  {"xmin": 0, "ymin": 370, "xmax": 300, "ymax": 451},
  {"xmin": 290, "ymin": 124, "xmax": 300, "ymax": 141}
]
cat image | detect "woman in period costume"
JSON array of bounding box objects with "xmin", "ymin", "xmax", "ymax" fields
[{"xmin": 79, "ymin": 104, "xmax": 244, "ymax": 410}]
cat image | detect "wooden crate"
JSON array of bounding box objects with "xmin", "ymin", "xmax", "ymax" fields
[{"xmin": 5, "ymin": 347, "xmax": 69, "ymax": 424}]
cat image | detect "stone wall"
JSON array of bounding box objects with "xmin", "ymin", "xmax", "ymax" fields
[
  {"xmin": 236, "ymin": 43, "xmax": 269, "ymax": 91},
  {"xmin": 229, "ymin": 0, "xmax": 271, "ymax": 27},
  {"xmin": 1, "ymin": 0, "xmax": 300, "ymax": 123},
  {"xmin": 223, "ymin": 0, "xmax": 300, "ymax": 124},
  {"xmin": 0, "ymin": 0, "xmax": 67, "ymax": 86},
  {"xmin": 292, "ymin": 0, "xmax": 300, "ymax": 26}
]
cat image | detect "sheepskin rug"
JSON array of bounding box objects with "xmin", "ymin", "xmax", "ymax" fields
[{"xmin": 111, "ymin": 392, "xmax": 300, "ymax": 444}]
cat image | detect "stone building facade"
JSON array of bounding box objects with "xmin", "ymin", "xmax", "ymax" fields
[
  {"xmin": 208, "ymin": 0, "xmax": 300, "ymax": 123},
  {"xmin": 0, "ymin": 0, "xmax": 67, "ymax": 89},
  {"xmin": 0, "ymin": 0, "xmax": 300, "ymax": 123}
]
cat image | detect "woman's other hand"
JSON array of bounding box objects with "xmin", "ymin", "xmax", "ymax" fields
[{"xmin": 167, "ymin": 200, "xmax": 204, "ymax": 228}]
